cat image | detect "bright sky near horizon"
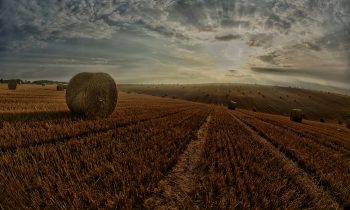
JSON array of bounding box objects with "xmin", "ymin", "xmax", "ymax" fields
[{"xmin": 0, "ymin": 0, "xmax": 349, "ymax": 93}]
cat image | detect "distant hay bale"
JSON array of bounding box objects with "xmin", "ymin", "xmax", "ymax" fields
[
  {"xmin": 228, "ymin": 100, "xmax": 237, "ymax": 110},
  {"xmin": 320, "ymin": 118, "xmax": 325, "ymax": 123},
  {"xmin": 290, "ymin": 109, "xmax": 303, "ymax": 123},
  {"xmin": 252, "ymin": 107, "xmax": 257, "ymax": 112},
  {"xmin": 57, "ymin": 84, "xmax": 62, "ymax": 91},
  {"xmin": 346, "ymin": 119, "xmax": 350, "ymax": 129},
  {"xmin": 57, "ymin": 84, "xmax": 68, "ymax": 91},
  {"xmin": 42, "ymin": 83, "xmax": 46, "ymax": 86},
  {"xmin": 8, "ymin": 80, "xmax": 17, "ymax": 90},
  {"xmin": 66, "ymin": 72, "xmax": 118, "ymax": 118}
]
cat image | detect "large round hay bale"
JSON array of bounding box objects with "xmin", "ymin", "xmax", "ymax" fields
[
  {"xmin": 290, "ymin": 109, "xmax": 303, "ymax": 123},
  {"xmin": 346, "ymin": 119, "xmax": 350, "ymax": 129},
  {"xmin": 66, "ymin": 72, "xmax": 118, "ymax": 118},
  {"xmin": 228, "ymin": 100, "xmax": 237, "ymax": 110},
  {"xmin": 8, "ymin": 80, "xmax": 17, "ymax": 90}
]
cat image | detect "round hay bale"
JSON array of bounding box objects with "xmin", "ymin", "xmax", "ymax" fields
[
  {"xmin": 290, "ymin": 109, "xmax": 303, "ymax": 123},
  {"xmin": 8, "ymin": 80, "xmax": 17, "ymax": 90},
  {"xmin": 228, "ymin": 100, "xmax": 237, "ymax": 110},
  {"xmin": 57, "ymin": 84, "xmax": 64, "ymax": 91},
  {"xmin": 66, "ymin": 72, "xmax": 118, "ymax": 118},
  {"xmin": 57, "ymin": 84, "xmax": 68, "ymax": 91},
  {"xmin": 346, "ymin": 119, "xmax": 350, "ymax": 129}
]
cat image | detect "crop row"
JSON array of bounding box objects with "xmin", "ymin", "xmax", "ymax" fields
[
  {"xmin": 0, "ymin": 93, "xmax": 203, "ymax": 150},
  {"xmin": 192, "ymin": 108, "xmax": 340, "ymax": 209},
  {"xmin": 0, "ymin": 105, "xmax": 198, "ymax": 152},
  {"xmin": 233, "ymin": 111, "xmax": 350, "ymax": 206},
  {"xmin": 0, "ymin": 105, "xmax": 212, "ymax": 209}
]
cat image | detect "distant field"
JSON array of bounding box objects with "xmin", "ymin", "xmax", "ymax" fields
[
  {"xmin": 0, "ymin": 84, "xmax": 349, "ymax": 209},
  {"xmin": 119, "ymin": 84, "xmax": 350, "ymax": 123}
]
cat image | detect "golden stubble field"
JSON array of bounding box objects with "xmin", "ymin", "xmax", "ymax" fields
[
  {"xmin": 119, "ymin": 84, "xmax": 350, "ymax": 123},
  {"xmin": 0, "ymin": 84, "xmax": 349, "ymax": 209}
]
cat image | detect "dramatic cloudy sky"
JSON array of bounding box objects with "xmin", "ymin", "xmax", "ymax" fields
[{"xmin": 0, "ymin": 0, "xmax": 349, "ymax": 92}]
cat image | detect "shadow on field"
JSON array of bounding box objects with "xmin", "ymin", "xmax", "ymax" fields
[{"xmin": 0, "ymin": 111, "xmax": 73, "ymax": 123}]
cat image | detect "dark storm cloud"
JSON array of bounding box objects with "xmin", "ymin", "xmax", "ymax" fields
[
  {"xmin": 1, "ymin": 0, "xmax": 349, "ymax": 50},
  {"xmin": 215, "ymin": 34, "xmax": 241, "ymax": 41},
  {"xmin": 220, "ymin": 20, "xmax": 250, "ymax": 28},
  {"xmin": 247, "ymin": 34, "xmax": 273, "ymax": 48},
  {"xmin": 251, "ymin": 67, "xmax": 350, "ymax": 84},
  {"xmin": 251, "ymin": 67, "xmax": 302, "ymax": 75},
  {"xmin": 258, "ymin": 53, "xmax": 279, "ymax": 66},
  {"xmin": 0, "ymin": 0, "xmax": 179, "ymax": 51},
  {"xmin": 265, "ymin": 13, "xmax": 291, "ymax": 33},
  {"xmin": 303, "ymin": 42, "xmax": 321, "ymax": 51}
]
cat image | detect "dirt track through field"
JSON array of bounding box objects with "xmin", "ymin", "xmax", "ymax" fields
[{"xmin": 144, "ymin": 115, "xmax": 211, "ymax": 210}]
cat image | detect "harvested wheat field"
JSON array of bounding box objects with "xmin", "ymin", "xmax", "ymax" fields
[
  {"xmin": 120, "ymin": 84, "xmax": 350, "ymax": 123},
  {"xmin": 0, "ymin": 84, "xmax": 349, "ymax": 209}
]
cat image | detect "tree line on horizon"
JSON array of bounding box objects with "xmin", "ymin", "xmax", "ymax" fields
[{"xmin": 0, "ymin": 79, "xmax": 66, "ymax": 85}]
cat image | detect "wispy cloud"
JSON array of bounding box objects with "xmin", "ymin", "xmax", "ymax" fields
[{"xmin": 0, "ymin": 0, "xmax": 349, "ymax": 91}]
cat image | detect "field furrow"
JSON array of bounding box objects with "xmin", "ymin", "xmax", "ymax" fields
[
  {"xmin": 256, "ymin": 116, "xmax": 350, "ymax": 155},
  {"xmin": 233, "ymin": 111, "xmax": 350, "ymax": 205},
  {"xmin": 193, "ymin": 107, "xmax": 341, "ymax": 209},
  {"xmin": 241, "ymin": 110, "xmax": 350, "ymax": 144},
  {"xmin": 0, "ymin": 105, "xmax": 211, "ymax": 209},
  {"xmin": 0, "ymin": 106, "xmax": 199, "ymax": 153}
]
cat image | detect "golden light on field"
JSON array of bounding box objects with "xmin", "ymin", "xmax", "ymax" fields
[{"xmin": 0, "ymin": 84, "xmax": 350, "ymax": 209}]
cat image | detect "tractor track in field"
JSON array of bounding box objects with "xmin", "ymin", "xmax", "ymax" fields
[
  {"xmin": 144, "ymin": 115, "xmax": 212, "ymax": 210},
  {"xmin": 226, "ymin": 133, "xmax": 253, "ymax": 208},
  {"xmin": 0, "ymin": 107, "xmax": 198, "ymax": 154},
  {"xmin": 228, "ymin": 111, "xmax": 343, "ymax": 209}
]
